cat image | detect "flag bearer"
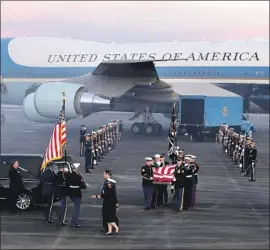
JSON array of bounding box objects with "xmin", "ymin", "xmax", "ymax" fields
[{"xmin": 141, "ymin": 157, "xmax": 154, "ymax": 210}]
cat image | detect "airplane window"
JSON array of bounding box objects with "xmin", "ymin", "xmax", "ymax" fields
[
  {"xmin": 256, "ymin": 71, "xmax": 259, "ymax": 75},
  {"xmin": 261, "ymin": 71, "xmax": 264, "ymax": 75}
]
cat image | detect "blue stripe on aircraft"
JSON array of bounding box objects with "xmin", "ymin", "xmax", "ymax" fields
[{"xmin": 1, "ymin": 38, "xmax": 269, "ymax": 79}]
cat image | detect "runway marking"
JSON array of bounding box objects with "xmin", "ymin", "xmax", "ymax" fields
[{"xmin": 22, "ymin": 130, "xmax": 35, "ymax": 133}]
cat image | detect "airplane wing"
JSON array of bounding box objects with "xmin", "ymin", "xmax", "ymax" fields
[
  {"xmin": 92, "ymin": 60, "xmax": 160, "ymax": 79},
  {"xmin": 76, "ymin": 60, "xmax": 172, "ymax": 98}
]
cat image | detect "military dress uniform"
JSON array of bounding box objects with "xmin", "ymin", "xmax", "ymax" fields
[
  {"xmin": 141, "ymin": 158, "xmax": 154, "ymax": 210},
  {"xmin": 84, "ymin": 135, "xmax": 92, "ymax": 173},
  {"xmin": 183, "ymin": 159, "xmax": 193, "ymax": 210},
  {"xmin": 174, "ymin": 163, "xmax": 185, "ymax": 212},
  {"xmin": 189, "ymin": 155, "xmax": 199, "ymax": 207},
  {"xmin": 55, "ymin": 168, "xmax": 69, "ymax": 226},
  {"xmin": 41, "ymin": 166, "xmax": 57, "ymax": 223},
  {"xmin": 65, "ymin": 170, "xmax": 84, "ymax": 227},
  {"xmin": 79, "ymin": 125, "xmax": 87, "ymax": 157},
  {"xmin": 248, "ymin": 143, "xmax": 257, "ymax": 181}
]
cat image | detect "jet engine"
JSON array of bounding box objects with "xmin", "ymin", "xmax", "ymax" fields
[{"xmin": 23, "ymin": 82, "xmax": 114, "ymax": 122}]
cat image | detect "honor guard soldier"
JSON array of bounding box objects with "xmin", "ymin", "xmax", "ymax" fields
[
  {"xmin": 92, "ymin": 131, "xmax": 98, "ymax": 167},
  {"xmin": 55, "ymin": 165, "xmax": 69, "ymax": 226},
  {"xmin": 173, "ymin": 158, "xmax": 185, "ymax": 212},
  {"xmin": 190, "ymin": 155, "xmax": 199, "ymax": 208},
  {"xmin": 41, "ymin": 164, "xmax": 57, "ymax": 223},
  {"xmin": 248, "ymin": 141, "xmax": 257, "ymax": 182},
  {"xmin": 118, "ymin": 120, "xmax": 123, "ymax": 140},
  {"xmin": 182, "ymin": 156, "xmax": 193, "ymax": 210},
  {"xmin": 84, "ymin": 134, "xmax": 92, "ymax": 173},
  {"xmin": 243, "ymin": 137, "xmax": 252, "ymax": 176},
  {"xmin": 141, "ymin": 157, "xmax": 154, "ymax": 210},
  {"xmin": 151, "ymin": 154, "xmax": 163, "ymax": 208},
  {"xmin": 65, "ymin": 165, "xmax": 86, "ymax": 228},
  {"xmin": 79, "ymin": 125, "xmax": 87, "ymax": 157}
]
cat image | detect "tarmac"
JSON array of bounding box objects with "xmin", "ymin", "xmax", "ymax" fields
[{"xmin": 1, "ymin": 106, "xmax": 269, "ymax": 249}]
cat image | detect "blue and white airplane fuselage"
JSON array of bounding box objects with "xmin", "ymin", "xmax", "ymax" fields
[{"xmin": 1, "ymin": 37, "xmax": 269, "ymax": 114}]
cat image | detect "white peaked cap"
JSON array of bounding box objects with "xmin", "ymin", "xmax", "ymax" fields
[
  {"xmin": 154, "ymin": 154, "xmax": 160, "ymax": 158},
  {"xmin": 184, "ymin": 156, "xmax": 191, "ymax": 160},
  {"xmin": 145, "ymin": 157, "xmax": 152, "ymax": 161},
  {"xmin": 73, "ymin": 163, "xmax": 80, "ymax": 169}
]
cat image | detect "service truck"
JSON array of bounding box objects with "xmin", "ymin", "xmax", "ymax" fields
[{"xmin": 173, "ymin": 82, "xmax": 255, "ymax": 141}]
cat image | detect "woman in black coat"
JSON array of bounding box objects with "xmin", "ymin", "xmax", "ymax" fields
[
  {"xmin": 91, "ymin": 170, "xmax": 119, "ymax": 235},
  {"xmin": 8, "ymin": 160, "xmax": 24, "ymax": 213}
]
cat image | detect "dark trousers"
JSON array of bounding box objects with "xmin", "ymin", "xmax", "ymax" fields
[
  {"xmin": 157, "ymin": 185, "xmax": 168, "ymax": 206},
  {"xmin": 250, "ymin": 161, "xmax": 256, "ymax": 181},
  {"xmin": 80, "ymin": 141, "xmax": 85, "ymax": 157},
  {"xmin": 44, "ymin": 192, "xmax": 54, "ymax": 221},
  {"xmin": 150, "ymin": 186, "xmax": 158, "ymax": 208},
  {"xmin": 191, "ymin": 183, "xmax": 197, "ymax": 207},
  {"xmin": 183, "ymin": 178, "xmax": 192, "ymax": 209},
  {"xmin": 70, "ymin": 197, "xmax": 81, "ymax": 226},
  {"xmin": 175, "ymin": 187, "xmax": 184, "ymax": 211},
  {"xmin": 142, "ymin": 185, "xmax": 154, "ymax": 208},
  {"xmin": 59, "ymin": 196, "xmax": 68, "ymax": 223},
  {"xmin": 85, "ymin": 152, "xmax": 92, "ymax": 173}
]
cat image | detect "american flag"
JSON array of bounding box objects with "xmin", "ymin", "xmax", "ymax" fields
[
  {"xmin": 168, "ymin": 98, "xmax": 177, "ymax": 155},
  {"xmin": 153, "ymin": 165, "xmax": 176, "ymax": 183},
  {"xmin": 40, "ymin": 98, "xmax": 67, "ymax": 171}
]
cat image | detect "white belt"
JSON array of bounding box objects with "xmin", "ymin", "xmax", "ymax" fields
[
  {"xmin": 69, "ymin": 186, "xmax": 80, "ymax": 188},
  {"xmin": 186, "ymin": 175, "xmax": 192, "ymax": 178},
  {"xmin": 194, "ymin": 173, "xmax": 198, "ymax": 176}
]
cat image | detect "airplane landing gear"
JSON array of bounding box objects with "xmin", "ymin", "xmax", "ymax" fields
[{"xmin": 129, "ymin": 106, "xmax": 163, "ymax": 135}]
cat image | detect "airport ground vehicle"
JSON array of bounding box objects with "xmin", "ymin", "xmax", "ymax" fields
[
  {"xmin": 177, "ymin": 94, "xmax": 255, "ymax": 141},
  {"xmin": 0, "ymin": 154, "xmax": 77, "ymax": 211}
]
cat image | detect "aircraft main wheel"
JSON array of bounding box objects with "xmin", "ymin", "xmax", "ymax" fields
[
  {"xmin": 144, "ymin": 124, "xmax": 154, "ymax": 135},
  {"xmin": 131, "ymin": 122, "xmax": 142, "ymax": 135}
]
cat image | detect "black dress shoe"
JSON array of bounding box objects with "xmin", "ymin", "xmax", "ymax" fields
[
  {"xmin": 144, "ymin": 207, "xmax": 150, "ymax": 210},
  {"xmin": 46, "ymin": 220, "xmax": 54, "ymax": 224}
]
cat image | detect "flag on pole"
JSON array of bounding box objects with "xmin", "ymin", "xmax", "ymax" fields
[
  {"xmin": 168, "ymin": 97, "xmax": 177, "ymax": 155},
  {"xmin": 153, "ymin": 165, "xmax": 176, "ymax": 183},
  {"xmin": 40, "ymin": 96, "xmax": 67, "ymax": 171}
]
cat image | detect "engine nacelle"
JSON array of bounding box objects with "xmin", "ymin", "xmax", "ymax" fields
[
  {"xmin": 23, "ymin": 82, "xmax": 114, "ymax": 121},
  {"xmin": 23, "ymin": 93, "xmax": 58, "ymax": 123}
]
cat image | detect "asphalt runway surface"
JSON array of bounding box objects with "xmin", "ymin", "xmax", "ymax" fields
[{"xmin": 1, "ymin": 106, "xmax": 269, "ymax": 249}]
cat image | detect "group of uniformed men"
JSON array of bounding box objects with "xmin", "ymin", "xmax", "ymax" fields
[
  {"xmin": 79, "ymin": 120, "xmax": 123, "ymax": 173},
  {"xmin": 218, "ymin": 125, "xmax": 257, "ymax": 181},
  {"xmin": 41, "ymin": 162, "xmax": 87, "ymax": 227},
  {"xmin": 141, "ymin": 149, "xmax": 199, "ymax": 212}
]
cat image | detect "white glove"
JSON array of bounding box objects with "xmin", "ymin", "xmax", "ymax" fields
[{"xmin": 150, "ymin": 177, "xmax": 153, "ymax": 180}]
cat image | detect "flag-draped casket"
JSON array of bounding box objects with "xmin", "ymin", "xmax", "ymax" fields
[{"xmin": 153, "ymin": 165, "xmax": 176, "ymax": 184}]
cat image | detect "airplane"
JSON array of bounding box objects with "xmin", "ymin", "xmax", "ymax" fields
[{"xmin": 1, "ymin": 37, "xmax": 269, "ymax": 134}]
